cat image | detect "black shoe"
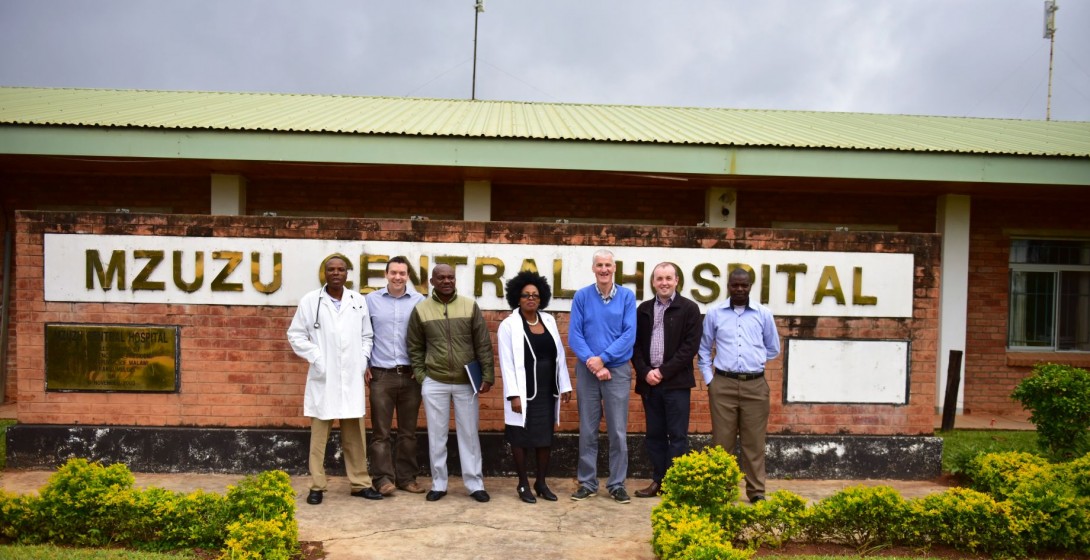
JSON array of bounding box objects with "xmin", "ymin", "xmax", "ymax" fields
[
  {"xmin": 533, "ymin": 482, "xmax": 557, "ymax": 501},
  {"xmin": 570, "ymin": 486, "xmax": 597, "ymax": 501},
  {"xmin": 517, "ymin": 485, "xmax": 537, "ymax": 504},
  {"xmin": 470, "ymin": 490, "xmax": 491, "ymax": 503},
  {"xmin": 610, "ymin": 487, "xmax": 631, "ymax": 504},
  {"xmin": 750, "ymin": 494, "xmax": 766, "ymax": 504},
  {"xmin": 350, "ymin": 487, "xmax": 383, "ymax": 500},
  {"xmin": 425, "ymin": 490, "xmax": 447, "ymax": 502},
  {"xmin": 306, "ymin": 490, "xmax": 323, "ymax": 505}
]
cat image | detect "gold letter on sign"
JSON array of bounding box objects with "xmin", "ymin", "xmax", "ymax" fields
[
  {"xmin": 689, "ymin": 263, "xmax": 720, "ymax": 304},
  {"xmin": 251, "ymin": 252, "xmax": 282, "ymax": 294},
  {"xmin": 813, "ymin": 265, "xmax": 846, "ymax": 305},
  {"xmin": 132, "ymin": 250, "xmax": 165, "ymax": 291},
  {"xmin": 211, "ymin": 251, "xmax": 244, "ymax": 292},
  {"xmin": 616, "ymin": 261, "xmax": 645, "ymax": 300},
  {"xmin": 852, "ymin": 266, "xmax": 878, "ymax": 305},
  {"xmin": 86, "ymin": 249, "xmax": 126, "ymax": 291},
  {"xmin": 173, "ymin": 251, "xmax": 204, "ymax": 293},
  {"xmin": 474, "ymin": 257, "xmax": 505, "ymax": 298},
  {"xmin": 776, "ymin": 264, "xmax": 808, "ymax": 304},
  {"xmin": 360, "ymin": 254, "xmax": 388, "ymax": 294},
  {"xmin": 552, "ymin": 260, "xmax": 576, "ymax": 299}
]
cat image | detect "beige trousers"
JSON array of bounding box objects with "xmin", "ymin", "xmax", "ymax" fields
[
  {"xmin": 309, "ymin": 417, "xmax": 373, "ymax": 492},
  {"xmin": 708, "ymin": 375, "xmax": 770, "ymax": 500}
]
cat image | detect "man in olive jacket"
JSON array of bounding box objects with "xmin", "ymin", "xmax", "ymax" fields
[
  {"xmin": 631, "ymin": 262, "xmax": 703, "ymax": 498},
  {"xmin": 407, "ymin": 264, "xmax": 495, "ymax": 503}
]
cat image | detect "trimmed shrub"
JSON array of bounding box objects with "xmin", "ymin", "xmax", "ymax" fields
[
  {"xmin": 660, "ymin": 446, "xmax": 743, "ymax": 524},
  {"xmin": 739, "ymin": 490, "xmax": 808, "ymax": 548},
  {"xmin": 651, "ymin": 503, "xmax": 751, "ymax": 560},
  {"xmin": 1011, "ymin": 362, "xmax": 1090, "ymax": 460},
  {"xmin": 801, "ymin": 485, "xmax": 909, "ymax": 548},
  {"xmin": 907, "ymin": 487, "xmax": 1026, "ymax": 557},
  {"xmin": 33, "ymin": 458, "xmax": 137, "ymax": 546},
  {"xmin": 1008, "ymin": 471, "xmax": 1090, "ymax": 554},
  {"xmin": 964, "ymin": 451, "xmax": 1050, "ymax": 501},
  {"xmin": 221, "ymin": 518, "xmax": 298, "ymax": 560}
]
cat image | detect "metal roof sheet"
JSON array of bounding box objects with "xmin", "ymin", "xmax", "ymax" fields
[{"xmin": 1, "ymin": 86, "xmax": 1088, "ymax": 157}]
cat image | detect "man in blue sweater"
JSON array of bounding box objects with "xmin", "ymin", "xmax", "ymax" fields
[{"xmin": 568, "ymin": 249, "xmax": 637, "ymax": 503}]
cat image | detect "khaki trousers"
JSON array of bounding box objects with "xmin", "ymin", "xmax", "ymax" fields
[
  {"xmin": 309, "ymin": 417, "xmax": 373, "ymax": 492},
  {"xmin": 708, "ymin": 375, "xmax": 769, "ymax": 500}
]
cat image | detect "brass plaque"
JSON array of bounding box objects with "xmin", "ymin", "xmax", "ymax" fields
[{"xmin": 45, "ymin": 324, "xmax": 179, "ymax": 392}]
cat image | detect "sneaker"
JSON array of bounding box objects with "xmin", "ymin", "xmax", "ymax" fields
[
  {"xmin": 610, "ymin": 487, "xmax": 631, "ymax": 504},
  {"xmin": 570, "ymin": 486, "xmax": 597, "ymax": 501}
]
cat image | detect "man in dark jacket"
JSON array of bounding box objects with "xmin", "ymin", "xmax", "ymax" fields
[{"xmin": 631, "ymin": 262, "xmax": 703, "ymax": 498}]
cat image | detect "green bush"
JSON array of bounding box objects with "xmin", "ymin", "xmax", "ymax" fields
[
  {"xmin": 963, "ymin": 451, "xmax": 1050, "ymax": 501},
  {"xmin": 801, "ymin": 485, "xmax": 910, "ymax": 548},
  {"xmin": 651, "ymin": 503, "xmax": 751, "ymax": 560},
  {"xmin": 906, "ymin": 487, "xmax": 1026, "ymax": 557},
  {"xmin": 0, "ymin": 458, "xmax": 297, "ymax": 558},
  {"xmin": 33, "ymin": 458, "xmax": 137, "ymax": 546},
  {"xmin": 1008, "ymin": 469, "xmax": 1090, "ymax": 554},
  {"xmin": 1011, "ymin": 362, "xmax": 1090, "ymax": 460},
  {"xmin": 660, "ymin": 445, "xmax": 743, "ymax": 526},
  {"xmin": 739, "ymin": 490, "xmax": 808, "ymax": 548}
]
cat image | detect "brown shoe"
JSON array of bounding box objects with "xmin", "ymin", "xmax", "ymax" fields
[
  {"xmin": 377, "ymin": 482, "xmax": 397, "ymax": 496},
  {"xmin": 399, "ymin": 481, "xmax": 427, "ymax": 494},
  {"xmin": 634, "ymin": 481, "xmax": 662, "ymax": 498}
]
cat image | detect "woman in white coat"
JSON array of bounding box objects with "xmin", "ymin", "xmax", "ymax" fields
[
  {"xmin": 498, "ymin": 270, "xmax": 572, "ymax": 504},
  {"xmin": 287, "ymin": 255, "xmax": 382, "ymax": 504}
]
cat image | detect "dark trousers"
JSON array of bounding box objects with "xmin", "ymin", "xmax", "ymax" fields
[
  {"xmin": 641, "ymin": 386, "xmax": 691, "ymax": 483},
  {"xmin": 368, "ymin": 369, "xmax": 423, "ymax": 488}
]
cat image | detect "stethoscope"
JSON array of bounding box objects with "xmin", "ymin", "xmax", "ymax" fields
[{"xmin": 313, "ymin": 289, "xmax": 359, "ymax": 329}]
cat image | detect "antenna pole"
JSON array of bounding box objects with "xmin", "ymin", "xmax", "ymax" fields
[
  {"xmin": 472, "ymin": 1, "xmax": 484, "ymax": 100},
  {"xmin": 1044, "ymin": 0, "xmax": 1058, "ymax": 121}
]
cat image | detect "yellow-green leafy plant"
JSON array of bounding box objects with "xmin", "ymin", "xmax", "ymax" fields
[
  {"xmin": 801, "ymin": 485, "xmax": 909, "ymax": 548},
  {"xmin": 1007, "ymin": 465, "xmax": 1090, "ymax": 554},
  {"xmin": 220, "ymin": 518, "xmax": 298, "ymax": 560},
  {"xmin": 33, "ymin": 458, "xmax": 137, "ymax": 546},
  {"xmin": 651, "ymin": 503, "xmax": 751, "ymax": 560},
  {"xmin": 907, "ymin": 487, "xmax": 1027, "ymax": 557},
  {"xmin": 964, "ymin": 451, "xmax": 1050, "ymax": 501},
  {"xmin": 739, "ymin": 490, "xmax": 808, "ymax": 548}
]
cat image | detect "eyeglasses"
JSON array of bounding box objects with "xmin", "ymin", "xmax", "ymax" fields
[{"xmin": 519, "ymin": 293, "xmax": 541, "ymax": 300}]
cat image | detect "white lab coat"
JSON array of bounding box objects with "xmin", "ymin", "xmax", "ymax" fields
[
  {"xmin": 287, "ymin": 286, "xmax": 373, "ymax": 420},
  {"xmin": 498, "ymin": 310, "xmax": 572, "ymax": 427}
]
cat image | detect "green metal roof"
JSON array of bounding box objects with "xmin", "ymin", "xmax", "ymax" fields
[{"xmin": 2, "ymin": 87, "xmax": 1088, "ymax": 157}]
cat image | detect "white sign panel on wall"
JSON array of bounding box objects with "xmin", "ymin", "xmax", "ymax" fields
[
  {"xmin": 44, "ymin": 234, "xmax": 915, "ymax": 316},
  {"xmin": 784, "ymin": 339, "xmax": 910, "ymax": 404}
]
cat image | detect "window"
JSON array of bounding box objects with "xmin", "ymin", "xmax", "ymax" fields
[{"xmin": 1008, "ymin": 239, "xmax": 1090, "ymax": 351}]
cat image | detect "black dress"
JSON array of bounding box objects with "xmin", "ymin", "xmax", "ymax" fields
[{"xmin": 504, "ymin": 319, "xmax": 559, "ymax": 448}]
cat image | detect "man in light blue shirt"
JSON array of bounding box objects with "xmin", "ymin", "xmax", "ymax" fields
[
  {"xmin": 698, "ymin": 267, "xmax": 780, "ymax": 503},
  {"xmin": 365, "ymin": 256, "xmax": 426, "ymax": 496},
  {"xmin": 568, "ymin": 249, "xmax": 637, "ymax": 504}
]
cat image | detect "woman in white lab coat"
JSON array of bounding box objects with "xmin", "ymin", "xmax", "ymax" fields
[{"xmin": 497, "ymin": 270, "xmax": 572, "ymax": 504}]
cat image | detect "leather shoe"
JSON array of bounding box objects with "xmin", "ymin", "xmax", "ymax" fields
[
  {"xmin": 750, "ymin": 494, "xmax": 766, "ymax": 504},
  {"xmin": 517, "ymin": 485, "xmax": 536, "ymax": 504},
  {"xmin": 533, "ymin": 482, "xmax": 557, "ymax": 501},
  {"xmin": 350, "ymin": 487, "xmax": 383, "ymax": 500},
  {"xmin": 425, "ymin": 490, "xmax": 447, "ymax": 502},
  {"xmin": 305, "ymin": 490, "xmax": 323, "ymax": 505},
  {"xmin": 470, "ymin": 490, "xmax": 491, "ymax": 503},
  {"xmin": 635, "ymin": 481, "xmax": 662, "ymax": 498},
  {"xmin": 399, "ymin": 481, "xmax": 427, "ymax": 494},
  {"xmin": 377, "ymin": 482, "xmax": 397, "ymax": 496}
]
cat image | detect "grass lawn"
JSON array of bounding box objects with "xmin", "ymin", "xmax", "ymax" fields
[
  {"xmin": 936, "ymin": 428, "xmax": 1038, "ymax": 474},
  {"xmin": 0, "ymin": 545, "xmax": 197, "ymax": 559}
]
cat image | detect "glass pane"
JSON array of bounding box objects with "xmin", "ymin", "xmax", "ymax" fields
[
  {"xmin": 1010, "ymin": 239, "xmax": 1090, "ymax": 265},
  {"xmin": 1008, "ymin": 271, "xmax": 1055, "ymax": 347},
  {"xmin": 1057, "ymin": 271, "xmax": 1090, "ymax": 351}
]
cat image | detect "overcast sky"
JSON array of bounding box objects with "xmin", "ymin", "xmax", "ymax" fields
[{"xmin": 1, "ymin": 1, "xmax": 1088, "ymax": 121}]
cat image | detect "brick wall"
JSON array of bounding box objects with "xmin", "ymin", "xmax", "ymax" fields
[
  {"xmin": 14, "ymin": 211, "xmax": 939, "ymax": 435},
  {"xmin": 964, "ymin": 198, "xmax": 1090, "ymax": 414}
]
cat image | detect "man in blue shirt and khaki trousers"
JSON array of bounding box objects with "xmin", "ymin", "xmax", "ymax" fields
[{"xmin": 698, "ymin": 267, "xmax": 781, "ymax": 504}]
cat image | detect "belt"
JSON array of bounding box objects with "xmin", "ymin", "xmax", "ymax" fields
[
  {"xmin": 715, "ymin": 369, "xmax": 764, "ymax": 381},
  {"xmin": 372, "ymin": 365, "xmax": 413, "ymax": 375}
]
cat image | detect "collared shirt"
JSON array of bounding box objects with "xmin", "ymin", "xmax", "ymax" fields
[
  {"xmin": 697, "ymin": 299, "xmax": 780, "ymax": 385},
  {"xmin": 649, "ymin": 293, "xmax": 675, "ymax": 367},
  {"xmin": 597, "ymin": 282, "xmax": 617, "ymax": 304},
  {"xmin": 365, "ymin": 285, "xmax": 424, "ymax": 368}
]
